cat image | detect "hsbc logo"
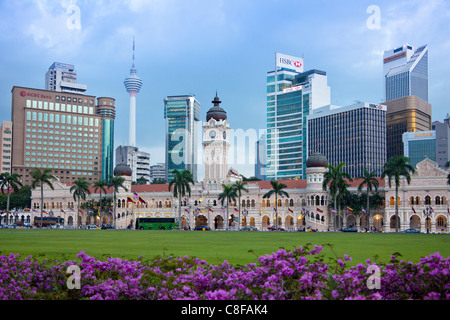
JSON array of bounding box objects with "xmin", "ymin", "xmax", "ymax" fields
[
  {"xmin": 294, "ymin": 61, "xmax": 302, "ymax": 68},
  {"xmin": 279, "ymin": 58, "xmax": 302, "ymax": 68}
]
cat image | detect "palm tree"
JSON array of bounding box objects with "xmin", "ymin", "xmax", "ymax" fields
[
  {"xmin": 381, "ymin": 156, "xmax": 415, "ymax": 233},
  {"xmin": 263, "ymin": 180, "xmax": 289, "ymax": 231},
  {"xmin": 93, "ymin": 179, "xmax": 108, "ymax": 225},
  {"xmin": 357, "ymin": 169, "xmax": 379, "ymax": 230},
  {"xmin": 322, "ymin": 162, "xmax": 352, "ymax": 231},
  {"xmin": 168, "ymin": 169, "xmax": 194, "ymax": 229},
  {"xmin": 109, "ymin": 175, "xmax": 128, "ymax": 229},
  {"xmin": 30, "ymin": 168, "xmax": 56, "ymax": 228},
  {"xmin": 232, "ymin": 181, "xmax": 248, "ymax": 230},
  {"xmin": 0, "ymin": 172, "xmax": 23, "ymax": 215},
  {"xmin": 218, "ymin": 183, "xmax": 237, "ymax": 230},
  {"xmin": 70, "ymin": 178, "xmax": 91, "ymax": 228}
]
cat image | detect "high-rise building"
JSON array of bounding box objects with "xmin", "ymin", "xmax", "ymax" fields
[
  {"xmin": 432, "ymin": 114, "xmax": 450, "ymax": 168},
  {"xmin": 115, "ymin": 145, "xmax": 150, "ymax": 183},
  {"xmin": 149, "ymin": 163, "xmax": 166, "ymax": 182},
  {"xmin": 123, "ymin": 38, "xmax": 143, "ymax": 147},
  {"xmin": 308, "ymin": 102, "xmax": 387, "ymax": 178},
  {"xmin": 164, "ymin": 95, "xmax": 200, "ymax": 182},
  {"xmin": 255, "ymin": 133, "xmax": 267, "ymax": 180},
  {"xmin": 266, "ymin": 53, "xmax": 331, "ymax": 180},
  {"xmin": 383, "ymin": 44, "xmax": 428, "ymax": 102},
  {"xmin": 10, "ymin": 86, "xmax": 115, "ymax": 185},
  {"xmin": 384, "ymin": 96, "xmax": 432, "ymax": 159},
  {"xmin": 45, "ymin": 62, "xmax": 87, "ymax": 94},
  {"xmin": 403, "ymin": 130, "xmax": 436, "ymax": 167},
  {"xmin": 0, "ymin": 121, "xmax": 13, "ymax": 174}
]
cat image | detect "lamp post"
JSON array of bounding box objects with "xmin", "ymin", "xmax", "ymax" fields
[{"xmin": 423, "ymin": 206, "xmax": 432, "ymax": 234}]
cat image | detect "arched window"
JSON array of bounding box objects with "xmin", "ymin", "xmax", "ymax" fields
[
  {"xmin": 410, "ymin": 196, "xmax": 415, "ymax": 205},
  {"xmin": 437, "ymin": 216, "xmax": 445, "ymax": 227},
  {"xmin": 425, "ymin": 196, "xmax": 431, "ymax": 205},
  {"xmin": 435, "ymin": 196, "xmax": 441, "ymax": 205},
  {"xmin": 289, "ymin": 199, "xmax": 294, "ymax": 207},
  {"xmin": 251, "ymin": 199, "xmax": 255, "ymax": 207},
  {"xmin": 416, "ymin": 196, "xmax": 420, "ymax": 205},
  {"xmin": 390, "ymin": 197, "xmax": 395, "ymax": 206}
]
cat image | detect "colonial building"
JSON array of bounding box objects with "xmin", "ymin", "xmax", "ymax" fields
[{"xmin": 6, "ymin": 156, "xmax": 446, "ymax": 233}]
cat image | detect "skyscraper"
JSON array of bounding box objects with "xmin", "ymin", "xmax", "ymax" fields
[
  {"xmin": 403, "ymin": 131, "xmax": 436, "ymax": 167},
  {"xmin": 308, "ymin": 102, "xmax": 387, "ymax": 178},
  {"xmin": 0, "ymin": 121, "xmax": 13, "ymax": 174},
  {"xmin": 266, "ymin": 53, "xmax": 330, "ymax": 180},
  {"xmin": 11, "ymin": 86, "xmax": 115, "ymax": 185},
  {"xmin": 383, "ymin": 44, "xmax": 428, "ymax": 102},
  {"xmin": 432, "ymin": 114, "xmax": 450, "ymax": 168},
  {"xmin": 115, "ymin": 145, "xmax": 151, "ymax": 183},
  {"xmin": 123, "ymin": 38, "xmax": 143, "ymax": 147},
  {"xmin": 164, "ymin": 95, "xmax": 200, "ymax": 182},
  {"xmin": 45, "ymin": 62, "xmax": 87, "ymax": 94}
]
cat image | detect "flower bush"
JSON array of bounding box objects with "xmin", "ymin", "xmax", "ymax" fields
[{"xmin": 0, "ymin": 243, "xmax": 449, "ymax": 300}]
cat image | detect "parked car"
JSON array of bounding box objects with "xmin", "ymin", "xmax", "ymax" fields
[
  {"xmin": 240, "ymin": 226, "xmax": 257, "ymax": 231},
  {"xmin": 342, "ymin": 227, "xmax": 357, "ymax": 232},
  {"xmin": 267, "ymin": 225, "xmax": 285, "ymax": 231},
  {"xmin": 194, "ymin": 226, "xmax": 210, "ymax": 231},
  {"xmin": 87, "ymin": 224, "xmax": 98, "ymax": 229},
  {"xmin": 403, "ymin": 228, "xmax": 420, "ymax": 233},
  {"xmin": 101, "ymin": 224, "xmax": 114, "ymax": 229}
]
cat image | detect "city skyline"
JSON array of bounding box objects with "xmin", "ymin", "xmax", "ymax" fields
[{"xmin": 0, "ymin": 0, "xmax": 449, "ymax": 178}]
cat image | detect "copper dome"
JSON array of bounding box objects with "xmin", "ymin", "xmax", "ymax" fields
[
  {"xmin": 306, "ymin": 153, "xmax": 328, "ymax": 168},
  {"xmin": 206, "ymin": 93, "xmax": 227, "ymax": 122}
]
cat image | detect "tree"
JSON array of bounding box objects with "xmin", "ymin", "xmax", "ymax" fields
[
  {"xmin": 93, "ymin": 179, "xmax": 108, "ymax": 224},
  {"xmin": 70, "ymin": 178, "xmax": 91, "ymax": 227},
  {"xmin": 168, "ymin": 169, "xmax": 194, "ymax": 229},
  {"xmin": 218, "ymin": 184, "xmax": 237, "ymax": 230},
  {"xmin": 381, "ymin": 156, "xmax": 415, "ymax": 233},
  {"xmin": 263, "ymin": 180, "xmax": 289, "ymax": 231},
  {"xmin": 133, "ymin": 176, "xmax": 148, "ymax": 185},
  {"xmin": 30, "ymin": 168, "xmax": 56, "ymax": 228},
  {"xmin": 358, "ymin": 169, "xmax": 379, "ymax": 229},
  {"xmin": 0, "ymin": 172, "xmax": 23, "ymax": 214},
  {"xmin": 151, "ymin": 178, "xmax": 167, "ymax": 184},
  {"xmin": 322, "ymin": 162, "xmax": 352, "ymax": 231},
  {"xmin": 109, "ymin": 175, "xmax": 128, "ymax": 229},
  {"xmin": 232, "ymin": 181, "xmax": 248, "ymax": 230}
]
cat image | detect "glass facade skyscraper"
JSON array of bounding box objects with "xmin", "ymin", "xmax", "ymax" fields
[
  {"xmin": 164, "ymin": 95, "xmax": 200, "ymax": 182},
  {"xmin": 308, "ymin": 102, "xmax": 387, "ymax": 178},
  {"xmin": 383, "ymin": 44, "xmax": 429, "ymax": 102},
  {"xmin": 403, "ymin": 131, "xmax": 436, "ymax": 167},
  {"xmin": 266, "ymin": 53, "xmax": 330, "ymax": 180}
]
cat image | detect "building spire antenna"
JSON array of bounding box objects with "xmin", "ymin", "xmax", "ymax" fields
[{"xmin": 132, "ymin": 36, "xmax": 135, "ymax": 68}]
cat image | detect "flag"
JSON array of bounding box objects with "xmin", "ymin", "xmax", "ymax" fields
[
  {"xmin": 316, "ymin": 207, "xmax": 323, "ymax": 213},
  {"xmin": 209, "ymin": 207, "xmax": 213, "ymax": 212},
  {"xmin": 78, "ymin": 210, "xmax": 83, "ymax": 215},
  {"xmin": 24, "ymin": 208, "xmax": 30, "ymax": 212},
  {"xmin": 137, "ymin": 194, "xmax": 146, "ymax": 204},
  {"xmin": 412, "ymin": 207, "xmax": 416, "ymax": 214},
  {"xmin": 61, "ymin": 209, "xmax": 66, "ymax": 214},
  {"xmin": 430, "ymin": 206, "xmax": 434, "ymax": 212},
  {"xmin": 288, "ymin": 208, "xmax": 293, "ymax": 213},
  {"xmin": 127, "ymin": 195, "xmax": 135, "ymax": 203},
  {"xmin": 347, "ymin": 207, "xmax": 353, "ymax": 212},
  {"xmin": 234, "ymin": 208, "xmax": 239, "ymax": 212},
  {"xmin": 185, "ymin": 209, "xmax": 189, "ymax": 214},
  {"xmin": 331, "ymin": 209, "xmax": 337, "ymax": 213},
  {"xmin": 362, "ymin": 207, "xmax": 366, "ymax": 213},
  {"xmin": 133, "ymin": 191, "xmax": 139, "ymax": 200}
]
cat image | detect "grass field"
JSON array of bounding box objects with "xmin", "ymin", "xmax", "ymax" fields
[{"xmin": 0, "ymin": 229, "xmax": 449, "ymax": 266}]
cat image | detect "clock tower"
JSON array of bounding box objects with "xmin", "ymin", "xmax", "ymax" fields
[{"xmin": 203, "ymin": 93, "xmax": 230, "ymax": 184}]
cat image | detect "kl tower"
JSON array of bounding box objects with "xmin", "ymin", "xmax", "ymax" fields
[{"xmin": 123, "ymin": 37, "xmax": 143, "ymax": 147}]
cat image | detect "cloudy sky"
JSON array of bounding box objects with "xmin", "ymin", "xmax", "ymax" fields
[{"xmin": 0, "ymin": 0, "xmax": 449, "ymax": 178}]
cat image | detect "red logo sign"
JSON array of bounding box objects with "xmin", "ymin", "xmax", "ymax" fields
[
  {"xmin": 20, "ymin": 91, "xmax": 26, "ymax": 97},
  {"xmin": 294, "ymin": 61, "xmax": 302, "ymax": 68}
]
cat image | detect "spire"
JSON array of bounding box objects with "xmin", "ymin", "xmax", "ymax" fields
[{"xmin": 132, "ymin": 36, "xmax": 135, "ymax": 69}]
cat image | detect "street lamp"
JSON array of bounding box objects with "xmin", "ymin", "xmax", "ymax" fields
[{"xmin": 423, "ymin": 206, "xmax": 432, "ymax": 234}]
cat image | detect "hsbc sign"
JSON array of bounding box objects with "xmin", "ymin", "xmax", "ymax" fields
[{"xmin": 276, "ymin": 53, "xmax": 304, "ymax": 73}]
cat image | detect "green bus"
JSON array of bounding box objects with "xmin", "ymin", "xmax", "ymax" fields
[{"xmin": 135, "ymin": 217, "xmax": 179, "ymax": 230}]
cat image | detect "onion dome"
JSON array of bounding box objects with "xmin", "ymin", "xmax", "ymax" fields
[
  {"xmin": 206, "ymin": 92, "xmax": 227, "ymax": 122},
  {"xmin": 113, "ymin": 162, "xmax": 132, "ymax": 177},
  {"xmin": 306, "ymin": 153, "xmax": 328, "ymax": 168}
]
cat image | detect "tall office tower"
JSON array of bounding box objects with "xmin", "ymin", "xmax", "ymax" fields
[
  {"xmin": 266, "ymin": 53, "xmax": 330, "ymax": 180},
  {"xmin": 11, "ymin": 86, "xmax": 115, "ymax": 185},
  {"xmin": 164, "ymin": 95, "xmax": 200, "ymax": 182},
  {"xmin": 432, "ymin": 114, "xmax": 450, "ymax": 168},
  {"xmin": 45, "ymin": 62, "xmax": 87, "ymax": 94},
  {"xmin": 115, "ymin": 145, "xmax": 151, "ymax": 183},
  {"xmin": 202, "ymin": 93, "xmax": 230, "ymax": 185},
  {"xmin": 255, "ymin": 133, "xmax": 267, "ymax": 180},
  {"xmin": 385, "ymin": 96, "xmax": 432, "ymax": 159},
  {"xmin": 308, "ymin": 102, "xmax": 387, "ymax": 178},
  {"xmin": 403, "ymin": 131, "xmax": 436, "ymax": 167},
  {"xmin": 97, "ymin": 97, "xmax": 116, "ymax": 181},
  {"xmin": 149, "ymin": 163, "xmax": 166, "ymax": 182},
  {"xmin": 123, "ymin": 38, "xmax": 143, "ymax": 147},
  {"xmin": 0, "ymin": 121, "xmax": 13, "ymax": 174},
  {"xmin": 383, "ymin": 44, "xmax": 428, "ymax": 102}
]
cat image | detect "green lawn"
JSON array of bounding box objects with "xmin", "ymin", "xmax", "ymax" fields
[{"xmin": 0, "ymin": 229, "xmax": 448, "ymax": 266}]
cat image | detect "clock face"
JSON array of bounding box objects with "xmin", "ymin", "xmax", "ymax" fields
[
  {"xmin": 223, "ymin": 131, "xmax": 226, "ymax": 139},
  {"xmin": 209, "ymin": 130, "xmax": 216, "ymax": 139}
]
